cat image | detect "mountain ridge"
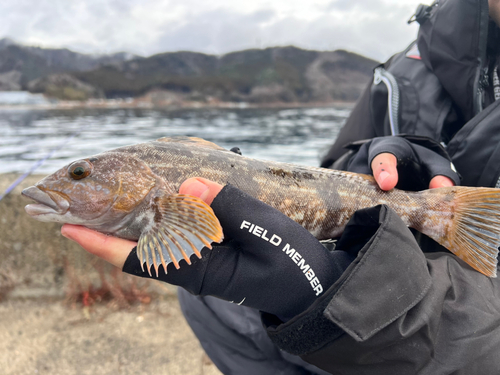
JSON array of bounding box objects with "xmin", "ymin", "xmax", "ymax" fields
[{"xmin": 0, "ymin": 38, "xmax": 378, "ymax": 103}]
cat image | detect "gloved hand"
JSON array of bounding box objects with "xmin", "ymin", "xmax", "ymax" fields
[
  {"xmin": 123, "ymin": 183, "xmax": 354, "ymax": 322},
  {"xmin": 346, "ymin": 136, "xmax": 460, "ymax": 191}
]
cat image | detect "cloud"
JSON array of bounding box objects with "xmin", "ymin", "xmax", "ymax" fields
[
  {"xmin": 0, "ymin": 0, "xmax": 421, "ymax": 61},
  {"xmin": 150, "ymin": 0, "xmax": 419, "ymax": 60},
  {"xmin": 152, "ymin": 8, "xmax": 280, "ymax": 55}
]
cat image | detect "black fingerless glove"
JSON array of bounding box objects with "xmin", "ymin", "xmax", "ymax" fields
[
  {"xmin": 123, "ymin": 185, "xmax": 354, "ymax": 321},
  {"xmin": 346, "ymin": 135, "xmax": 460, "ymax": 190}
]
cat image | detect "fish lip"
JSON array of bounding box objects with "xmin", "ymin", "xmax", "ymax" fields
[{"xmin": 22, "ymin": 186, "xmax": 69, "ymax": 216}]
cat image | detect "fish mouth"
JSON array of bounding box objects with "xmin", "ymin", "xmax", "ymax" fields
[{"xmin": 22, "ymin": 186, "xmax": 70, "ymax": 217}]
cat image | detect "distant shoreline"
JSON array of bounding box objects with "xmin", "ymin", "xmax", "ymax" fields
[{"xmin": 0, "ymin": 97, "xmax": 356, "ymax": 111}]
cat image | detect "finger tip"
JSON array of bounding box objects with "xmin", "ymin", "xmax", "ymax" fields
[
  {"xmin": 379, "ymin": 182, "xmax": 396, "ymax": 191},
  {"xmin": 377, "ymin": 171, "xmax": 397, "ymax": 191},
  {"xmin": 61, "ymin": 223, "xmax": 90, "ymax": 237},
  {"xmin": 180, "ymin": 178, "xmax": 209, "ymax": 197},
  {"xmin": 378, "ymin": 171, "xmax": 391, "ymax": 182},
  {"xmin": 430, "ymin": 177, "xmax": 455, "ymax": 189},
  {"xmin": 179, "ymin": 178, "xmax": 223, "ymax": 204},
  {"xmin": 61, "ymin": 224, "xmax": 75, "ymax": 239}
]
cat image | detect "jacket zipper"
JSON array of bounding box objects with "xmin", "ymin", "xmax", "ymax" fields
[
  {"xmin": 475, "ymin": 67, "xmax": 489, "ymax": 114},
  {"xmin": 473, "ymin": 0, "xmax": 490, "ymax": 115},
  {"xmin": 374, "ymin": 67, "xmax": 400, "ymax": 135}
]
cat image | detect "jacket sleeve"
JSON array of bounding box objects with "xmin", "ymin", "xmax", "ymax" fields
[
  {"xmin": 320, "ymin": 41, "xmax": 459, "ymax": 170},
  {"xmin": 261, "ymin": 205, "xmax": 500, "ymax": 374}
]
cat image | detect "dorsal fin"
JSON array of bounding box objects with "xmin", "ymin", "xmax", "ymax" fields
[{"xmin": 155, "ymin": 136, "xmax": 227, "ymax": 151}]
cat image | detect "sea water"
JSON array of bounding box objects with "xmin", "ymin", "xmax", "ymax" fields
[{"xmin": 0, "ymin": 106, "xmax": 352, "ymax": 174}]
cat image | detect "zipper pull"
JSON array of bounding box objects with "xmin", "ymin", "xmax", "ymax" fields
[{"xmin": 373, "ymin": 67, "xmax": 383, "ymax": 85}]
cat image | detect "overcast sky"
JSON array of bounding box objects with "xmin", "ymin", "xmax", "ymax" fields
[{"xmin": 1, "ymin": 0, "xmax": 425, "ymax": 62}]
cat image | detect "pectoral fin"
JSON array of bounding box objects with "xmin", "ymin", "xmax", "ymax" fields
[{"xmin": 136, "ymin": 193, "xmax": 224, "ymax": 276}]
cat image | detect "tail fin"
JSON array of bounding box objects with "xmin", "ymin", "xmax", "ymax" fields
[{"xmin": 426, "ymin": 187, "xmax": 500, "ymax": 277}]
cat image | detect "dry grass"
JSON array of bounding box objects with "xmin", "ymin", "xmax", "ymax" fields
[
  {"xmin": 62, "ymin": 255, "xmax": 152, "ymax": 310},
  {"xmin": 0, "ymin": 271, "xmax": 15, "ymax": 302}
]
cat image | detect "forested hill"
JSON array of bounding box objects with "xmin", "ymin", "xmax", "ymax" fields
[{"xmin": 0, "ymin": 38, "xmax": 378, "ymax": 103}]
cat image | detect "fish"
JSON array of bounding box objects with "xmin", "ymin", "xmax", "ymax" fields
[{"xmin": 22, "ymin": 136, "xmax": 500, "ymax": 277}]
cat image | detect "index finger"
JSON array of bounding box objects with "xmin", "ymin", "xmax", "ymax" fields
[
  {"xmin": 371, "ymin": 153, "xmax": 399, "ymax": 191},
  {"xmin": 61, "ymin": 224, "xmax": 137, "ymax": 269},
  {"xmin": 429, "ymin": 175, "xmax": 455, "ymax": 189}
]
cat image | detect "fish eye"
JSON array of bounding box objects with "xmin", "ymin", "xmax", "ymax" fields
[{"xmin": 68, "ymin": 160, "xmax": 93, "ymax": 180}]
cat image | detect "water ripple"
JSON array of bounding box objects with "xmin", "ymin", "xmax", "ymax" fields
[{"xmin": 0, "ymin": 106, "xmax": 351, "ymax": 174}]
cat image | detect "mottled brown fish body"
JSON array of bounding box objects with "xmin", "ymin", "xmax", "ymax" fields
[
  {"xmin": 111, "ymin": 138, "xmax": 453, "ymax": 240},
  {"xmin": 23, "ymin": 137, "xmax": 500, "ymax": 277}
]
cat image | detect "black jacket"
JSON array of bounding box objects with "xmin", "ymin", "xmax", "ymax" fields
[
  {"xmin": 177, "ymin": 1, "xmax": 500, "ymax": 374},
  {"xmin": 262, "ymin": 0, "xmax": 500, "ymax": 374},
  {"xmin": 321, "ymin": 0, "xmax": 500, "ymax": 189}
]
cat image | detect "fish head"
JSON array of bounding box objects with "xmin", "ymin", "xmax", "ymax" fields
[{"xmin": 22, "ymin": 152, "xmax": 159, "ymax": 227}]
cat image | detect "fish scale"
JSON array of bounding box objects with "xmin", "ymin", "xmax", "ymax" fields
[{"xmin": 22, "ymin": 136, "xmax": 500, "ymax": 277}]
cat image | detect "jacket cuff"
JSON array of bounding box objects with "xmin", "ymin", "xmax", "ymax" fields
[{"xmin": 263, "ymin": 205, "xmax": 432, "ymax": 355}]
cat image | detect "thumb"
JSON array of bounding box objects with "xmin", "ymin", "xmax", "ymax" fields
[
  {"xmin": 371, "ymin": 153, "xmax": 399, "ymax": 191},
  {"xmin": 179, "ymin": 177, "xmax": 224, "ymax": 205}
]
